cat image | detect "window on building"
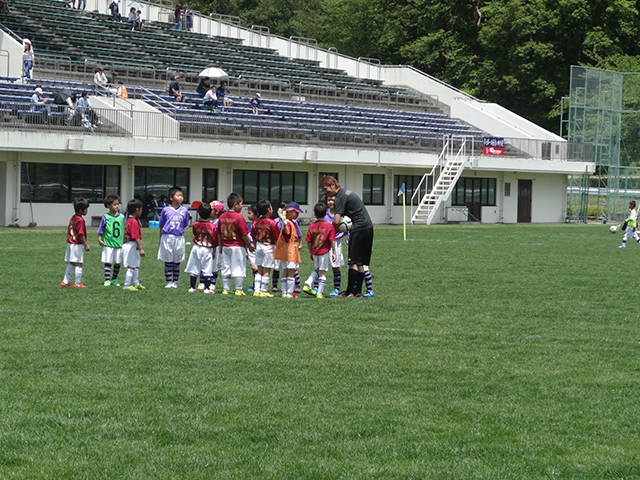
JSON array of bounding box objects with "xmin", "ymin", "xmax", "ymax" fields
[
  {"xmin": 202, "ymin": 168, "xmax": 218, "ymax": 202},
  {"xmin": 394, "ymin": 175, "xmax": 432, "ymax": 205},
  {"xmin": 134, "ymin": 166, "xmax": 190, "ymax": 202},
  {"xmin": 233, "ymin": 170, "xmax": 308, "ymax": 205},
  {"xmin": 21, "ymin": 163, "xmax": 120, "ymax": 203},
  {"xmin": 452, "ymin": 177, "xmax": 497, "ymax": 206},
  {"xmin": 363, "ymin": 173, "xmax": 384, "ymax": 205}
]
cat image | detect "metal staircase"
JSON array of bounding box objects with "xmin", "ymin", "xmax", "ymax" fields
[{"xmin": 411, "ymin": 139, "xmax": 468, "ymax": 225}]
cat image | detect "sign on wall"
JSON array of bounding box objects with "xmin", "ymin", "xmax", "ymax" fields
[{"xmin": 483, "ymin": 137, "xmax": 504, "ymax": 156}]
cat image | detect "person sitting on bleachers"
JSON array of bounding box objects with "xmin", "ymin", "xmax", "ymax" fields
[
  {"xmin": 169, "ymin": 75, "xmax": 186, "ymax": 103},
  {"xmin": 0, "ymin": 0, "xmax": 9, "ymax": 13},
  {"xmin": 202, "ymin": 85, "xmax": 218, "ymax": 111},
  {"xmin": 250, "ymin": 92, "xmax": 261, "ymax": 115},
  {"xmin": 135, "ymin": 9, "xmax": 144, "ymax": 30},
  {"xmin": 77, "ymin": 92, "xmax": 102, "ymax": 130},
  {"xmin": 93, "ymin": 66, "xmax": 116, "ymax": 95},
  {"xmin": 196, "ymin": 77, "xmax": 211, "ymax": 97},
  {"xmin": 64, "ymin": 93, "xmax": 77, "ymax": 125},
  {"xmin": 216, "ymin": 82, "xmax": 234, "ymax": 106},
  {"xmin": 30, "ymin": 87, "xmax": 51, "ymax": 123},
  {"xmin": 127, "ymin": 7, "xmax": 136, "ymax": 29}
]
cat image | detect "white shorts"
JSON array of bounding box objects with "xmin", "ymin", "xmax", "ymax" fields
[
  {"xmin": 221, "ymin": 246, "xmax": 246, "ymax": 278},
  {"xmin": 101, "ymin": 246, "xmax": 123, "ymax": 264},
  {"xmin": 185, "ymin": 244, "xmax": 214, "ymax": 276},
  {"xmin": 278, "ymin": 260, "xmax": 299, "ymax": 270},
  {"xmin": 157, "ymin": 234, "xmax": 186, "ymax": 263},
  {"xmin": 255, "ymin": 243, "xmax": 276, "ymax": 269},
  {"xmin": 313, "ymin": 251, "xmax": 331, "ymax": 271},
  {"xmin": 64, "ymin": 243, "xmax": 84, "ymax": 263},
  {"xmin": 248, "ymin": 248, "xmax": 256, "ymax": 265},
  {"xmin": 122, "ymin": 241, "xmax": 141, "ymax": 269},
  {"xmin": 331, "ymin": 240, "xmax": 345, "ymax": 268}
]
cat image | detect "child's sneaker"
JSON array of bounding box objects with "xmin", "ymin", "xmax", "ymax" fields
[
  {"xmin": 103, "ymin": 280, "xmax": 111, "ymax": 287},
  {"xmin": 203, "ymin": 288, "xmax": 214, "ymax": 294},
  {"xmin": 123, "ymin": 285, "xmax": 139, "ymax": 291},
  {"xmin": 292, "ymin": 292, "xmax": 298, "ymax": 298},
  {"xmin": 619, "ymin": 244, "xmax": 626, "ymax": 248},
  {"xmin": 302, "ymin": 285, "xmax": 315, "ymax": 296},
  {"xmin": 271, "ymin": 286, "xmax": 279, "ymax": 293},
  {"xmin": 234, "ymin": 290, "xmax": 246, "ymax": 296},
  {"xmin": 60, "ymin": 281, "xmax": 72, "ymax": 287},
  {"xmin": 165, "ymin": 282, "xmax": 173, "ymax": 288},
  {"xmin": 171, "ymin": 282, "xmax": 179, "ymax": 288},
  {"xmin": 135, "ymin": 284, "xmax": 146, "ymax": 290},
  {"xmin": 328, "ymin": 288, "xmax": 340, "ymax": 297},
  {"xmin": 73, "ymin": 283, "xmax": 86, "ymax": 288},
  {"xmin": 282, "ymin": 293, "xmax": 291, "ymax": 298},
  {"xmin": 110, "ymin": 279, "xmax": 120, "ymax": 287},
  {"xmin": 253, "ymin": 291, "xmax": 263, "ymax": 297},
  {"xmin": 262, "ymin": 292, "xmax": 274, "ymax": 298},
  {"xmin": 247, "ymin": 286, "xmax": 255, "ymax": 293},
  {"xmin": 188, "ymin": 288, "xmax": 197, "ymax": 293},
  {"xmin": 316, "ymin": 293, "xmax": 324, "ymax": 299},
  {"xmin": 364, "ymin": 290, "xmax": 375, "ymax": 297},
  {"xmin": 198, "ymin": 283, "xmax": 205, "ymax": 291},
  {"xmin": 221, "ymin": 290, "xmax": 229, "ymax": 295}
]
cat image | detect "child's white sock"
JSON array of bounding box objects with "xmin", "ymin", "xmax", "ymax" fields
[
  {"xmin": 74, "ymin": 266, "xmax": 83, "ymax": 285},
  {"xmin": 234, "ymin": 276, "xmax": 243, "ymax": 292},
  {"xmin": 124, "ymin": 269, "xmax": 134, "ymax": 287},
  {"xmin": 260, "ymin": 275, "xmax": 269, "ymax": 294},
  {"xmin": 133, "ymin": 268, "xmax": 140, "ymax": 286},
  {"xmin": 222, "ymin": 276, "xmax": 231, "ymax": 292},
  {"xmin": 254, "ymin": 274, "xmax": 262, "ymax": 292},
  {"xmin": 63, "ymin": 264, "xmax": 74, "ymax": 283},
  {"xmin": 306, "ymin": 270, "xmax": 318, "ymax": 287},
  {"xmin": 317, "ymin": 275, "xmax": 326, "ymax": 295}
]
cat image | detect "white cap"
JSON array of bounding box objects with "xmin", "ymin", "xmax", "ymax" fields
[
  {"xmin": 34, "ymin": 87, "xmax": 43, "ymax": 94},
  {"xmin": 256, "ymin": 92, "xmax": 261, "ymax": 97}
]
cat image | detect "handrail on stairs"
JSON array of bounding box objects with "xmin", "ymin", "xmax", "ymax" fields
[{"xmin": 410, "ymin": 136, "xmax": 449, "ymax": 219}]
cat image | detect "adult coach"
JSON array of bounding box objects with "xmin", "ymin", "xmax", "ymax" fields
[{"xmin": 319, "ymin": 175, "xmax": 373, "ymax": 297}]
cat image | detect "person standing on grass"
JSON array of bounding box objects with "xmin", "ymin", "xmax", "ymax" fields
[
  {"xmin": 217, "ymin": 193, "xmax": 254, "ymax": 295},
  {"xmin": 122, "ymin": 198, "xmax": 146, "ymax": 291},
  {"xmin": 185, "ymin": 203, "xmax": 217, "ymax": 294},
  {"xmin": 319, "ymin": 175, "xmax": 374, "ymax": 297},
  {"xmin": 157, "ymin": 186, "xmax": 190, "ymax": 288},
  {"xmin": 302, "ymin": 202, "xmax": 336, "ymax": 299},
  {"xmin": 619, "ymin": 200, "xmax": 640, "ymax": 248},
  {"xmin": 61, "ymin": 197, "xmax": 90, "ymax": 288},
  {"xmin": 97, "ymin": 195, "xmax": 125, "ymax": 287},
  {"xmin": 274, "ymin": 202, "xmax": 303, "ymax": 298},
  {"xmin": 323, "ymin": 195, "xmax": 345, "ymax": 296},
  {"xmin": 251, "ymin": 199, "xmax": 279, "ymax": 297}
]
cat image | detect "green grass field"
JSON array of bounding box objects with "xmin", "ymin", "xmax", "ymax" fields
[{"xmin": 1, "ymin": 224, "xmax": 639, "ymax": 479}]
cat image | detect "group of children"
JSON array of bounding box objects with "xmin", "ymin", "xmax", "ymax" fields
[{"xmin": 61, "ymin": 187, "xmax": 374, "ymax": 297}]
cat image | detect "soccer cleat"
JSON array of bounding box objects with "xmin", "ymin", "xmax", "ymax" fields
[
  {"xmin": 73, "ymin": 283, "xmax": 86, "ymax": 288},
  {"xmin": 292, "ymin": 292, "xmax": 298, "ymax": 298},
  {"xmin": 198, "ymin": 283, "xmax": 205, "ymax": 291},
  {"xmin": 619, "ymin": 244, "xmax": 627, "ymax": 248},
  {"xmin": 282, "ymin": 293, "xmax": 291, "ymax": 298},
  {"xmin": 60, "ymin": 281, "xmax": 72, "ymax": 288},
  {"xmin": 103, "ymin": 280, "xmax": 111, "ymax": 287},
  {"xmin": 316, "ymin": 293, "xmax": 324, "ymax": 299},
  {"xmin": 328, "ymin": 288, "xmax": 340, "ymax": 297},
  {"xmin": 221, "ymin": 290, "xmax": 229, "ymax": 295},
  {"xmin": 234, "ymin": 290, "xmax": 246, "ymax": 296},
  {"xmin": 247, "ymin": 286, "xmax": 255, "ymax": 293},
  {"xmin": 253, "ymin": 292, "xmax": 264, "ymax": 297},
  {"xmin": 165, "ymin": 282, "xmax": 173, "ymax": 289},
  {"xmin": 364, "ymin": 290, "xmax": 375, "ymax": 297},
  {"xmin": 135, "ymin": 284, "xmax": 146, "ymax": 290},
  {"xmin": 110, "ymin": 279, "xmax": 120, "ymax": 287},
  {"xmin": 354, "ymin": 293, "xmax": 364, "ymax": 298},
  {"xmin": 339, "ymin": 292, "xmax": 355, "ymax": 298},
  {"xmin": 171, "ymin": 282, "xmax": 179, "ymax": 289},
  {"xmin": 203, "ymin": 288, "xmax": 214, "ymax": 294},
  {"xmin": 262, "ymin": 291, "xmax": 274, "ymax": 298},
  {"xmin": 188, "ymin": 288, "xmax": 197, "ymax": 293},
  {"xmin": 123, "ymin": 285, "xmax": 139, "ymax": 291},
  {"xmin": 302, "ymin": 285, "xmax": 316, "ymax": 296},
  {"xmin": 271, "ymin": 286, "xmax": 279, "ymax": 293}
]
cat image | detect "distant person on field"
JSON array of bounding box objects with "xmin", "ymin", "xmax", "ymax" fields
[
  {"xmin": 23, "ymin": 42, "xmax": 35, "ymax": 80},
  {"xmin": 274, "ymin": 202, "xmax": 303, "ymax": 298},
  {"xmin": 217, "ymin": 192, "xmax": 254, "ymax": 295},
  {"xmin": 97, "ymin": 195, "xmax": 125, "ymax": 287},
  {"xmin": 61, "ymin": 197, "xmax": 90, "ymax": 288},
  {"xmin": 322, "ymin": 194, "xmax": 344, "ymax": 296},
  {"xmin": 250, "ymin": 92, "xmax": 260, "ymax": 114},
  {"xmin": 157, "ymin": 186, "xmax": 190, "ymax": 288},
  {"xmin": 251, "ymin": 199, "xmax": 279, "ymax": 297},
  {"xmin": 619, "ymin": 200, "xmax": 640, "ymax": 248},
  {"xmin": 246, "ymin": 203, "xmax": 259, "ymax": 292},
  {"xmin": 302, "ymin": 202, "xmax": 336, "ymax": 299},
  {"xmin": 185, "ymin": 203, "xmax": 218, "ymax": 293},
  {"xmin": 122, "ymin": 198, "xmax": 146, "ymax": 291},
  {"xmin": 169, "ymin": 75, "xmax": 186, "ymax": 102}
]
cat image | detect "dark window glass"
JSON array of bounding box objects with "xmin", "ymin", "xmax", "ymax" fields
[
  {"xmin": 363, "ymin": 174, "xmax": 384, "ymax": 205},
  {"xmin": 202, "ymin": 168, "xmax": 218, "ymax": 202}
]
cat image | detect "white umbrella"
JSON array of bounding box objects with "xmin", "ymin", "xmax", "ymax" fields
[
  {"xmin": 128, "ymin": 1, "xmax": 143, "ymax": 9},
  {"xmin": 198, "ymin": 67, "xmax": 228, "ymax": 79}
]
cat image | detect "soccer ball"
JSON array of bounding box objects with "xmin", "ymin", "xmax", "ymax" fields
[
  {"xmin": 610, "ymin": 225, "xmax": 618, "ymax": 234},
  {"xmin": 338, "ymin": 215, "xmax": 352, "ymax": 233}
]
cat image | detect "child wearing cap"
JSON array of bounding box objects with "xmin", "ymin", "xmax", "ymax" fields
[
  {"xmin": 250, "ymin": 92, "xmax": 261, "ymax": 114},
  {"xmin": 274, "ymin": 202, "xmax": 302, "ymax": 298}
]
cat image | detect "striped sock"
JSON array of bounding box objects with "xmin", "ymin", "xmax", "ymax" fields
[
  {"xmin": 294, "ymin": 270, "xmax": 301, "ymax": 290},
  {"xmin": 112, "ymin": 264, "xmax": 120, "ymax": 280},
  {"xmin": 164, "ymin": 262, "xmax": 172, "ymax": 282},
  {"xmin": 172, "ymin": 263, "xmax": 180, "ymax": 282},
  {"xmin": 333, "ymin": 270, "xmax": 341, "ymax": 291},
  {"xmin": 104, "ymin": 263, "xmax": 111, "ymax": 281},
  {"xmin": 364, "ymin": 269, "xmax": 373, "ymax": 291}
]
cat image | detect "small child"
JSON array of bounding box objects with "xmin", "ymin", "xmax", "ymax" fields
[
  {"xmin": 97, "ymin": 194, "xmax": 125, "ymax": 286},
  {"xmin": 324, "ymin": 195, "xmax": 345, "ymax": 296},
  {"xmin": 274, "ymin": 202, "xmax": 303, "ymax": 298},
  {"xmin": 251, "ymin": 199, "xmax": 280, "ymax": 297},
  {"xmin": 303, "ymin": 202, "xmax": 336, "ymax": 299},
  {"xmin": 250, "ymin": 92, "xmax": 261, "ymax": 114},
  {"xmin": 217, "ymin": 192, "xmax": 254, "ymax": 295},
  {"xmin": 271, "ymin": 202, "xmax": 303, "ymax": 293},
  {"xmin": 185, "ymin": 203, "xmax": 217, "ymax": 293},
  {"xmin": 199, "ymin": 200, "xmax": 225, "ymax": 291},
  {"xmin": 246, "ymin": 203, "xmax": 259, "ymax": 292},
  {"xmin": 619, "ymin": 200, "xmax": 640, "ymax": 248},
  {"xmin": 122, "ymin": 198, "xmax": 145, "ymax": 291},
  {"xmin": 61, "ymin": 197, "xmax": 90, "ymax": 288},
  {"xmin": 157, "ymin": 186, "xmax": 190, "ymax": 288}
]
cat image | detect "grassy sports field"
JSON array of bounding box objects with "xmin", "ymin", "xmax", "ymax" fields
[{"xmin": 1, "ymin": 223, "xmax": 639, "ymax": 479}]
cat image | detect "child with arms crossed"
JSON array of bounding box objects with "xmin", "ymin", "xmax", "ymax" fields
[
  {"xmin": 122, "ymin": 198, "xmax": 145, "ymax": 291},
  {"xmin": 97, "ymin": 195, "xmax": 124, "ymax": 286},
  {"xmin": 61, "ymin": 197, "xmax": 90, "ymax": 288}
]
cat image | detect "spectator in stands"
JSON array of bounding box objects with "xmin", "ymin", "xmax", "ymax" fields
[
  {"xmin": 0, "ymin": 0, "xmax": 10, "ymax": 13},
  {"xmin": 216, "ymin": 82, "xmax": 234, "ymax": 106},
  {"xmin": 174, "ymin": 3, "xmax": 182, "ymax": 30},
  {"xmin": 109, "ymin": 0, "xmax": 121, "ymax": 21},
  {"xmin": 23, "ymin": 42, "xmax": 35, "ymax": 80},
  {"xmin": 128, "ymin": 7, "xmax": 136, "ymax": 29},
  {"xmin": 65, "ymin": 92, "xmax": 77, "ymax": 125},
  {"xmin": 135, "ymin": 9, "xmax": 144, "ymax": 30},
  {"xmin": 250, "ymin": 92, "xmax": 261, "ymax": 115},
  {"xmin": 169, "ymin": 75, "xmax": 186, "ymax": 103},
  {"xmin": 196, "ymin": 77, "xmax": 211, "ymax": 97},
  {"xmin": 77, "ymin": 0, "xmax": 86, "ymax": 11},
  {"xmin": 203, "ymin": 85, "xmax": 218, "ymax": 111},
  {"xmin": 185, "ymin": 4, "xmax": 193, "ymax": 31},
  {"xmin": 146, "ymin": 194, "xmax": 159, "ymax": 220},
  {"xmin": 77, "ymin": 92, "xmax": 102, "ymax": 129},
  {"xmin": 94, "ymin": 66, "xmax": 109, "ymax": 88},
  {"xmin": 30, "ymin": 87, "xmax": 51, "ymax": 123}
]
